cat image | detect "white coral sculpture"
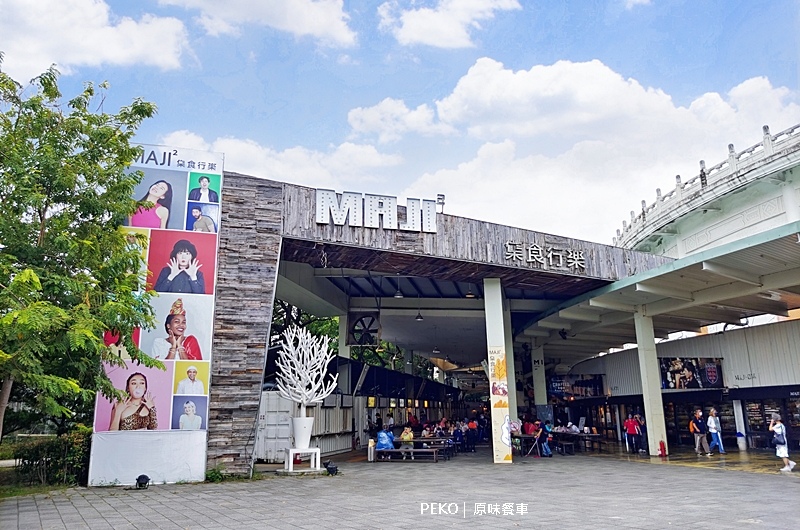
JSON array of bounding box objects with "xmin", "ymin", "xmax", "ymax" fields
[{"xmin": 275, "ymin": 325, "xmax": 339, "ymax": 416}]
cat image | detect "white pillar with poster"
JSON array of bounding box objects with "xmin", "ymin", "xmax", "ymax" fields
[{"xmin": 484, "ymin": 278, "xmax": 513, "ymax": 463}]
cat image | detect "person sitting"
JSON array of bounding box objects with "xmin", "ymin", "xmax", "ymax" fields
[
  {"xmin": 376, "ymin": 425, "xmax": 395, "ymax": 459},
  {"xmin": 567, "ymin": 421, "xmax": 580, "ymax": 433},
  {"xmin": 399, "ymin": 426, "xmax": 415, "ymax": 460}
]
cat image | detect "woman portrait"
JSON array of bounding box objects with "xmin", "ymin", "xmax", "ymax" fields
[
  {"xmin": 154, "ymin": 239, "xmax": 205, "ymax": 294},
  {"xmin": 179, "ymin": 400, "xmax": 203, "ymax": 430},
  {"xmin": 109, "ymin": 372, "xmax": 158, "ymax": 431},
  {"xmin": 129, "ymin": 180, "xmax": 172, "ymax": 229},
  {"xmin": 152, "ymin": 298, "xmax": 203, "ymax": 360}
]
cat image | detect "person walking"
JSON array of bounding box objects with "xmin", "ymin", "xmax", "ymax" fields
[
  {"xmin": 690, "ymin": 409, "xmax": 712, "ymax": 456},
  {"xmin": 768, "ymin": 413, "xmax": 795, "ymax": 472},
  {"xmin": 707, "ymin": 408, "xmax": 726, "ymax": 455}
]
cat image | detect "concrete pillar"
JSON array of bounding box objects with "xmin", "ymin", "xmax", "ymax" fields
[
  {"xmin": 531, "ymin": 345, "xmax": 547, "ymax": 405},
  {"xmin": 502, "ymin": 305, "xmax": 518, "ymax": 418},
  {"xmin": 483, "ymin": 278, "xmax": 513, "ymax": 463},
  {"xmin": 633, "ymin": 312, "xmax": 668, "ymax": 456}
]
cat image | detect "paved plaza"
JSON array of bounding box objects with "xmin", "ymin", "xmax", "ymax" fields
[{"xmin": 2, "ymin": 446, "xmax": 799, "ymax": 530}]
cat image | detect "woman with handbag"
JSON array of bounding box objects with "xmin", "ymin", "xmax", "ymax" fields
[{"xmin": 768, "ymin": 413, "xmax": 795, "ymax": 472}]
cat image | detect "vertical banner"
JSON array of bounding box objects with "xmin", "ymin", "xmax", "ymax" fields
[
  {"xmin": 88, "ymin": 145, "xmax": 223, "ymax": 486},
  {"xmin": 488, "ymin": 346, "xmax": 513, "ymax": 463}
]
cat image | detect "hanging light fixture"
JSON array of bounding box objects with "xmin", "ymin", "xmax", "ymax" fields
[
  {"xmin": 465, "ymin": 285, "xmax": 476, "ymax": 299},
  {"xmin": 393, "ymin": 273, "xmax": 403, "ymax": 298},
  {"xmin": 415, "ymin": 295, "xmax": 423, "ymax": 321},
  {"xmin": 432, "ymin": 346, "xmax": 441, "ymax": 355}
]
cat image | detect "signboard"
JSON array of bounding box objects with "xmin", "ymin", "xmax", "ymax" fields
[
  {"xmin": 88, "ymin": 145, "xmax": 224, "ymax": 486},
  {"xmin": 548, "ymin": 374, "xmax": 605, "ymax": 398},
  {"xmin": 503, "ymin": 240, "xmax": 587, "ymax": 272},
  {"xmin": 487, "ymin": 347, "xmax": 513, "ymax": 463},
  {"xmin": 315, "ymin": 189, "xmax": 437, "ymax": 233},
  {"xmin": 660, "ymin": 357, "xmax": 724, "ymax": 390}
]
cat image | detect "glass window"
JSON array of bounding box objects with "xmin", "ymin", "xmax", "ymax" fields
[
  {"xmin": 786, "ymin": 399, "xmax": 800, "ymax": 430},
  {"xmin": 764, "ymin": 399, "xmax": 781, "ymax": 429},
  {"xmin": 746, "ymin": 401, "xmax": 764, "ymax": 431}
]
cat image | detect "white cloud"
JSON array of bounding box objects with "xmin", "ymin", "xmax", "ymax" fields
[
  {"xmin": 160, "ymin": 131, "xmax": 402, "ymax": 191},
  {"xmin": 0, "ymin": 0, "xmax": 189, "ymax": 81},
  {"xmin": 394, "ymin": 59, "xmax": 800, "ymax": 242},
  {"xmin": 348, "ymin": 97, "xmax": 457, "ymax": 143},
  {"xmin": 624, "ymin": 0, "xmax": 652, "ymax": 9},
  {"xmin": 160, "ymin": 0, "xmax": 356, "ymax": 47},
  {"xmin": 378, "ymin": 0, "xmax": 521, "ymax": 48}
]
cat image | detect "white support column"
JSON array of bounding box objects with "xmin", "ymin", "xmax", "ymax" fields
[
  {"xmin": 531, "ymin": 345, "xmax": 547, "ymax": 405},
  {"xmin": 483, "ymin": 278, "xmax": 513, "ymax": 463},
  {"xmin": 733, "ymin": 400, "xmax": 747, "ymax": 451},
  {"xmin": 633, "ymin": 311, "xmax": 668, "ymax": 456},
  {"xmin": 503, "ymin": 305, "xmax": 518, "ymax": 418},
  {"xmin": 338, "ymin": 318, "xmax": 351, "ymax": 394}
]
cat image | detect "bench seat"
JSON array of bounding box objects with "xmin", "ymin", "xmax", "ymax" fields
[{"xmin": 374, "ymin": 448, "xmax": 439, "ymax": 462}]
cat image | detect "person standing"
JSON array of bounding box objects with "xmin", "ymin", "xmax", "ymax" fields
[
  {"xmin": 707, "ymin": 408, "xmax": 726, "ymax": 455},
  {"xmin": 768, "ymin": 413, "xmax": 795, "ymax": 472},
  {"xmin": 690, "ymin": 409, "xmax": 712, "ymax": 456},
  {"xmin": 623, "ymin": 413, "xmax": 641, "ymax": 454}
]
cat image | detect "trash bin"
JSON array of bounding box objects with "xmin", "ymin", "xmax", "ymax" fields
[
  {"xmin": 736, "ymin": 431, "xmax": 747, "ymax": 451},
  {"xmin": 367, "ymin": 439, "xmax": 376, "ymax": 462}
]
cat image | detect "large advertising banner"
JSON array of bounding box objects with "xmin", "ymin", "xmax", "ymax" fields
[
  {"xmin": 487, "ymin": 347, "xmax": 513, "ymax": 463},
  {"xmin": 88, "ymin": 145, "xmax": 223, "ymax": 486},
  {"xmin": 660, "ymin": 357, "xmax": 724, "ymax": 390}
]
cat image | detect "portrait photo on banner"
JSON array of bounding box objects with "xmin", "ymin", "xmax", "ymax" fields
[
  {"xmin": 171, "ymin": 395, "xmax": 208, "ymax": 431},
  {"xmin": 146, "ymin": 230, "xmax": 217, "ymax": 295},
  {"xmin": 94, "ymin": 362, "xmax": 175, "ymax": 432},
  {"xmin": 186, "ymin": 171, "xmax": 221, "ymax": 203},
  {"xmin": 185, "ymin": 202, "xmax": 219, "ymax": 233},
  {"xmin": 138, "ymin": 293, "xmax": 214, "ymax": 362},
  {"xmin": 173, "ymin": 360, "xmax": 209, "ymax": 396},
  {"xmin": 128, "ymin": 167, "xmax": 188, "ymax": 231}
]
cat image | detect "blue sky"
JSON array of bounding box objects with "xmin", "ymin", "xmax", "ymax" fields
[{"xmin": 1, "ymin": 0, "xmax": 798, "ymax": 243}]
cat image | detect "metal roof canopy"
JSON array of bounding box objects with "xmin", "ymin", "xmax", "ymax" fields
[
  {"xmin": 528, "ymin": 221, "xmax": 800, "ymax": 366},
  {"xmin": 277, "ymin": 221, "xmax": 800, "ymax": 374},
  {"xmin": 279, "ymin": 238, "xmax": 612, "ymax": 368}
]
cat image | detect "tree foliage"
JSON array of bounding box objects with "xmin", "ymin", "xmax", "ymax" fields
[{"xmin": 0, "ymin": 54, "xmax": 159, "ymax": 440}]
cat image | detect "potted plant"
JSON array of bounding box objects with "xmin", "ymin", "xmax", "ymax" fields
[{"xmin": 275, "ymin": 325, "xmax": 339, "ymax": 449}]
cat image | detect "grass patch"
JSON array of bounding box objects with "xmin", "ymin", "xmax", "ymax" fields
[{"xmin": 0, "ymin": 467, "xmax": 69, "ymax": 499}]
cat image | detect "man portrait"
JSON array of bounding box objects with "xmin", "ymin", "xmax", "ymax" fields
[
  {"xmin": 190, "ymin": 206, "xmax": 216, "ymax": 232},
  {"xmin": 176, "ymin": 365, "xmax": 205, "ymax": 395},
  {"xmin": 188, "ymin": 175, "xmax": 219, "ymax": 203}
]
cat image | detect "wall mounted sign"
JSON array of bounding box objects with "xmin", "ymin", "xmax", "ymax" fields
[
  {"xmin": 504, "ymin": 240, "xmax": 586, "ymax": 272},
  {"xmin": 315, "ymin": 189, "xmax": 437, "ymax": 233}
]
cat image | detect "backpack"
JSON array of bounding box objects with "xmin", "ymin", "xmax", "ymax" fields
[{"xmin": 689, "ymin": 419, "xmax": 698, "ymax": 433}]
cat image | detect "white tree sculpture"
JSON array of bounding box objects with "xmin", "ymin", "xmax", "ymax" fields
[{"xmin": 275, "ymin": 325, "xmax": 339, "ymax": 416}]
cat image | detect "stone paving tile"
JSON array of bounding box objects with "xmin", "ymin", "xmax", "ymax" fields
[{"xmin": 3, "ymin": 447, "xmax": 800, "ymax": 529}]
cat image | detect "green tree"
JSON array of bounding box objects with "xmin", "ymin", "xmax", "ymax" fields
[{"xmin": 0, "ymin": 55, "xmax": 159, "ymax": 441}]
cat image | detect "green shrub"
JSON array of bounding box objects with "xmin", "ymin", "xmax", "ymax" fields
[
  {"xmin": 205, "ymin": 466, "xmax": 225, "ymax": 483},
  {"xmin": 13, "ymin": 426, "xmax": 92, "ymax": 486}
]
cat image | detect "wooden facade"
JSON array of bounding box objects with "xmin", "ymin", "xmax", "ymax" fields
[{"xmin": 209, "ymin": 174, "xmax": 672, "ymax": 474}]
